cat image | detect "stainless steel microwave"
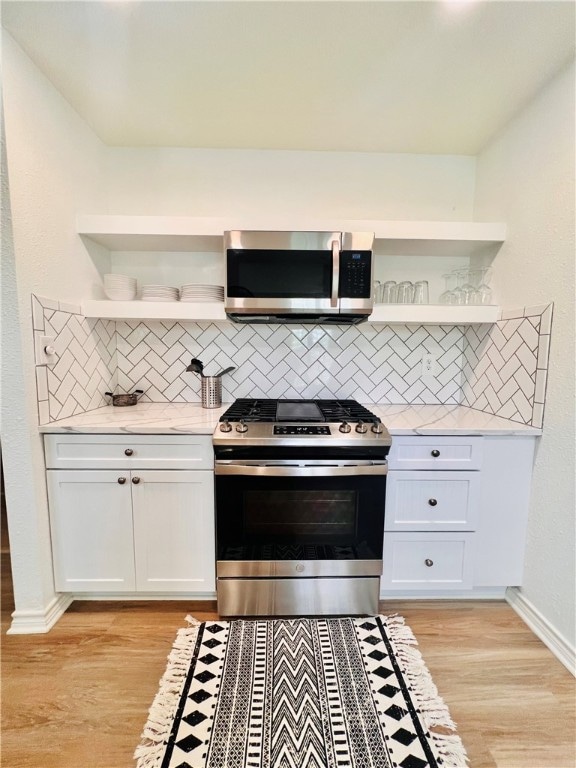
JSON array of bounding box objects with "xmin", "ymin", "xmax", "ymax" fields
[{"xmin": 224, "ymin": 230, "xmax": 375, "ymax": 324}]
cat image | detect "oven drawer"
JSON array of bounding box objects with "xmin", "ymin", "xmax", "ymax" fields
[
  {"xmin": 44, "ymin": 434, "xmax": 214, "ymax": 470},
  {"xmin": 217, "ymin": 576, "xmax": 380, "ymax": 616},
  {"xmin": 387, "ymin": 436, "xmax": 483, "ymax": 470},
  {"xmin": 382, "ymin": 532, "xmax": 474, "ymax": 590},
  {"xmin": 385, "ymin": 471, "xmax": 480, "ymax": 531}
]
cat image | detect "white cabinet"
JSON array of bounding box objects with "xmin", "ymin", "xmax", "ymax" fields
[
  {"xmin": 44, "ymin": 435, "xmax": 216, "ymax": 595},
  {"xmin": 132, "ymin": 469, "xmax": 214, "ymax": 591},
  {"xmin": 46, "ymin": 470, "xmax": 136, "ymax": 592},
  {"xmin": 382, "ymin": 435, "xmax": 535, "ymax": 594}
]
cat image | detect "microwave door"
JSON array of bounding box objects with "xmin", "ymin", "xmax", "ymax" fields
[{"xmin": 225, "ymin": 231, "xmax": 342, "ymax": 315}]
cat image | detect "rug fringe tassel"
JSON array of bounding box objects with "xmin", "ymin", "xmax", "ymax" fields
[
  {"xmin": 133, "ymin": 618, "xmax": 202, "ymax": 768},
  {"xmin": 382, "ymin": 614, "xmax": 469, "ymax": 767}
]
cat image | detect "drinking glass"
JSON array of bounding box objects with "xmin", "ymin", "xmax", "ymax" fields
[
  {"xmin": 412, "ymin": 280, "xmax": 429, "ymax": 304},
  {"xmin": 381, "ymin": 281, "xmax": 397, "ymax": 303},
  {"xmin": 470, "ymin": 267, "xmax": 493, "ymax": 305},
  {"xmin": 395, "ymin": 281, "xmax": 414, "ymax": 303},
  {"xmin": 373, "ymin": 281, "xmax": 383, "ymax": 304},
  {"xmin": 455, "ymin": 269, "xmax": 475, "ymax": 305},
  {"xmin": 439, "ymin": 274, "xmax": 458, "ymax": 305}
]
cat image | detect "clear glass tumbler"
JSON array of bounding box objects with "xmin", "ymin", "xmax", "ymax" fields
[
  {"xmin": 396, "ymin": 281, "xmax": 414, "ymax": 303},
  {"xmin": 412, "ymin": 281, "xmax": 429, "ymax": 304},
  {"xmin": 381, "ymin": 281, "xmax": 397, "ymax": 303}
]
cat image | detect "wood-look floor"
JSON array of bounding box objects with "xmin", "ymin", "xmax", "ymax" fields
[{"xmin": 1, "ymin": 553, "xmax": 574, "ymax": 768}]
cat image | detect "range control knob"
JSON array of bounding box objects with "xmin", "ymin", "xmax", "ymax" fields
[
  {"xmin": 355, "ymin": 420, "xmax": 368, "ymax": 434},
  {"xmin": 235, "ymin": 419, "xmax": 248, "ymax": 433},
  {"xmin": 371, "ymin": 422, "xmax": 384, "ymax": 434},
  {"xmin": 219, "ymin": 420, "xmax": 232, "ymax": 433},
  {"xmin": 339, "ymin": 421, "xmax": 352, "ymax": 433}
]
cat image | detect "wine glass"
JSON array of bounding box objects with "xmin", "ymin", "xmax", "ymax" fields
[
  {"xmin": 439, "ymin": 273, "xmax": 458, "ymax": 305},
  {"xmin": 456, "ymin": 269, "xmax": 475, "ymax": 305},
  {"xmin": 470, "ymin": 267, "xmax": 493, "ymax": 305}
]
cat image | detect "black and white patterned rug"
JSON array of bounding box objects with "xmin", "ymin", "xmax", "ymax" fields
[{"xmin": 135, "ymin": 615, "xmax": 467, "ymax": 768}]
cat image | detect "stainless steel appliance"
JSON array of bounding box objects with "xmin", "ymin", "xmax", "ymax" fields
[
  {"xmin": 213, "ymin": 399, "xmax": 391, "ymax": 616},
  {"xmin": 224, "ymin": 230, "xmax": 374, "ymax": 323}
]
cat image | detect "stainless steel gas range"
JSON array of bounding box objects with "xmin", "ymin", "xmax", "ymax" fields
[{"xmin": 213, "ymin": 399, "xmax": 391, "ymax": 616}]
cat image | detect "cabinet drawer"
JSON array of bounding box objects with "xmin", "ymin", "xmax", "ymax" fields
[
  {"xmin": 44, "ymin": 434, "xmax": 214, "ymax": 470},
  {"xmin": 385, "ymin": 471, "xmax": 479, "ymax": 531},
  {"xmin": 387, "ymin": 436, "xmax": 483, "ymax": 470},
  {"xmin": 382, "ymin": 533, "xmax": 474, "ymax": 590}
]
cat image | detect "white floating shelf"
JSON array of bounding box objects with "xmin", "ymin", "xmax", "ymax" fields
[
  {"xmin": 82, "ymin": 300, "xmax": 499, "ymax": 326},
  {"xmin": 82, "ymin": 300, "xmax": 227, "ymax": 321},
  {"xmin": 368, "ymin": 304, "xmax": 499, "ymax": 325},
  {"xmin": 77, "ymin": 215, "xmax": 506, "ymax": 257}
]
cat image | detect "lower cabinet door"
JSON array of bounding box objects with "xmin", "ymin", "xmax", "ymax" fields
[
  {"xmin": 131, "ymin": 470, "xmax": 215, "ymax": 592},
  {"xmin": 382, "ymin": 532, "xmax": 474, "ymax": 590},
  {"xmin": 46, "ymin": 470, "xmax": 136, "ymax": 592}
]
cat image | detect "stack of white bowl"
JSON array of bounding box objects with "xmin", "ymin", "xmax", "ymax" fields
[
  {"xmin": 140, "ymin": 285, "xmax": 180, "ymax": 302},
  {"xmin": 180, "ymin": 284, "xmax": 225, "ymax": 302},
  {"xmin": 104, "ymin": 274, "xmax": 137, "ymax": 301}
]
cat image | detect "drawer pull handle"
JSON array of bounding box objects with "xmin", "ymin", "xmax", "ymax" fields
[
  {"xmin": 431, "ymin": 449, "xmax": 440, "ymax": 458},
  {"xmin": 124, "ymin": 448, "xmax": 134, "ymax": 456},
  {"xmin": 117, "ymin": 477, "xmax": 127, "ymax": 485},
  {"xmin": 428, "ymin": 498, "xmax": 438, "ymax": 507},
  {"xmin": 132, "ymin": 477, "xmax": 141, "ymax": 485},
  {"xmin": 425, "ymin": 558, "xmax": 434, "ymax": 567}
]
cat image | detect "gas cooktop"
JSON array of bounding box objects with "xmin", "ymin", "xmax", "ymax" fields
[
  {"xmin": 214, "ymin": 398, "xmax": 391, "ymax": 446},
  {"xmin": 219, "ymin": 398, "xmax": 381, "ymax": 424}
]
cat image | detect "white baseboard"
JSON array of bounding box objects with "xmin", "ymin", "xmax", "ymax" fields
[
  {"xmin": 7, "ymin": 593, "xmax": 73, "ymax": 635},
  {"xmin": 380, "ymin": 587, "xmax": 506, "ymax": 600},
  {"xmin": 506, "ymin": 587, "xmax": 575, "ymax": 676}
]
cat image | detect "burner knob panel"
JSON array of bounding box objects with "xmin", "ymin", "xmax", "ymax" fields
[
  {"xmin": 235, "ymin": 419, "xmax": 248, "ymax": 433},
  {"xmin": 371, "ymin": 422, "xmax": 384, "ymax": 434},
  {"xmin": 355, "ymin": 421, "xmax": 368, "ymax": 434},
  {"xmin": 219, "ymin": 420, "xmax": 232, "ymax": 433},
  {"xmin": 339, "ymin": 421, "xmax": 352, "ymax": 433}
]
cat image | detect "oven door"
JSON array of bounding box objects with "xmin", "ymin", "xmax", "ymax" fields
[{"xmin": 215, "ymin": 460, "xmax": 386, "ymax": 579}]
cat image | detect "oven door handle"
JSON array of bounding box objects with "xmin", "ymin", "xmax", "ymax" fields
[{"xmin": 214, "ymin": 461, "xmax": 388, "ymax": 476}]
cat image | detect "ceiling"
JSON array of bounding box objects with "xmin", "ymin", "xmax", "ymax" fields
[{"xmin": 2, "ymin": 1, "xmax": 574, "ymax": 154}]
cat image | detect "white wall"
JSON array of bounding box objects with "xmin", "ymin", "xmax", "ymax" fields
[
  {"xmin": 1, "ymin": 32, "xmax": 108, "ymax": 629},
  {"xmin": 474, "ymin": 62, "xmax": 576, "ymax": 650},
  {"xmin": 106, "ymin": 147, "xmax": 476, "ymax": 221}
]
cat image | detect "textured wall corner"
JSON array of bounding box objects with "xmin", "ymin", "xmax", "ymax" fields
[
  {"xmin": 461, "ymin": 303, "xmax": 553, "ymax": 428},
  {"xmin": 32, "ymin": 295, "xmax": 116, "ymax": 423}
]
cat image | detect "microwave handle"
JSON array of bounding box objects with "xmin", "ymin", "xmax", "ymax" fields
[{"xmin": 331, "ymin": 239, "xmax": 340, "ymax": 308}]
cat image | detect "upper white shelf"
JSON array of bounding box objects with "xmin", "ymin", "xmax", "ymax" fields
[
  {"xmin": 77, "ymin": 215, "xmax": 506, "ymax": 257},
  {"xmin": 82, "ymin": 300, "xmax": 499, "ymax": 326}
]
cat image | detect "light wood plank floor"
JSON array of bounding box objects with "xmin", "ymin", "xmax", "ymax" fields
[{"xmin": 1, "ymin": 553, "xmax": 574, "ymax": 768}]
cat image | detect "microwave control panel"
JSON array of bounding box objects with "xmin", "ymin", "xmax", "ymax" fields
[{"xmin": 339, "ymin": 251, "xmax": 372, "ymax": 298}]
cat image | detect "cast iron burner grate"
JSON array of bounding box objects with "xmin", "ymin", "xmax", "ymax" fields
[{"xmin": 219, "ymin": 399, "xmax": 380, "ymax": 424}]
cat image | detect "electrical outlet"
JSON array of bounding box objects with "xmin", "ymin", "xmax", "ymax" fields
[
  {"xmin": 35, "ymin": 334, "xmax": 57, "ymax": 365},
  {"xmin": 421, "ymin": 352, "xmax": 438, "ymax": 378}
]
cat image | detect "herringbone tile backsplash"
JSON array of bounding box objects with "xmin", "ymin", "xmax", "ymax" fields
[{"xmin": 32, "ymin": 295, "xmax": 552, "ymax": 427}]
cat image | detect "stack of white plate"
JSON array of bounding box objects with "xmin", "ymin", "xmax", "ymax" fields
[
  {"xmin": 180, "ymin": 284, "xmax": 225, "ymax": 302},
  {"xmin": 140, "ymin": 285, "xmax": 180, "ymax": 302},
  {"xmin": 104, "ymin": 274, "xmax": 137, "ymax": 301}
]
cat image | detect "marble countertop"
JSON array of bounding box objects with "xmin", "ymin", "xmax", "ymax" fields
[{"xmin": 39, "ymin": 402, "xmax": 541, "ymax": 436}]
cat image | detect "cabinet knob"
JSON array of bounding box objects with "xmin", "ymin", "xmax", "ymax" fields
[
  {"xmin": 430, "ymin": 449, "xmax": 440, "ymax": 458},
  {"xmin": 428, "ymin": 498, "xmax": 438, "ymax": 507},
  {"xmin": 124, "ymin": 448, "xmax": 134, "ymax": 456},
  {"xmin": 117, "ymin": 477, "xmax": 127, "ymax": 485},
  {"xmin": 425, "ymin": 558, "xmax": 434, "ymax": 567},
  {"xmin": 132, "ymin": 476, "xmax": 141, "ymax": 484}
]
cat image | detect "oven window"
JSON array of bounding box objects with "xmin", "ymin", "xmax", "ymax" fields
[
  {"xmin": 216, "ymin": 474, "xmax": 385, "ymax": 561},
  {"xmin": 244, "ymin": 490, "xmax": 356, "ymax": 537}
]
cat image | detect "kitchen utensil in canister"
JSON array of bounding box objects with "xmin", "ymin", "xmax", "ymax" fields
[
  {"xmin": 186, "ymin": 358, "xmax": 205, "ymax": 376},
  {"xmin": 201, "ymin": 376, "xmax": 222, "ymax": 409},
  {"xmin": 214, "ymin": 366, "xmax": 235, "ymax": 377},
  {"xmin": 105, "ymin": 390, "xmax": 144, "ymax": 407}
]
